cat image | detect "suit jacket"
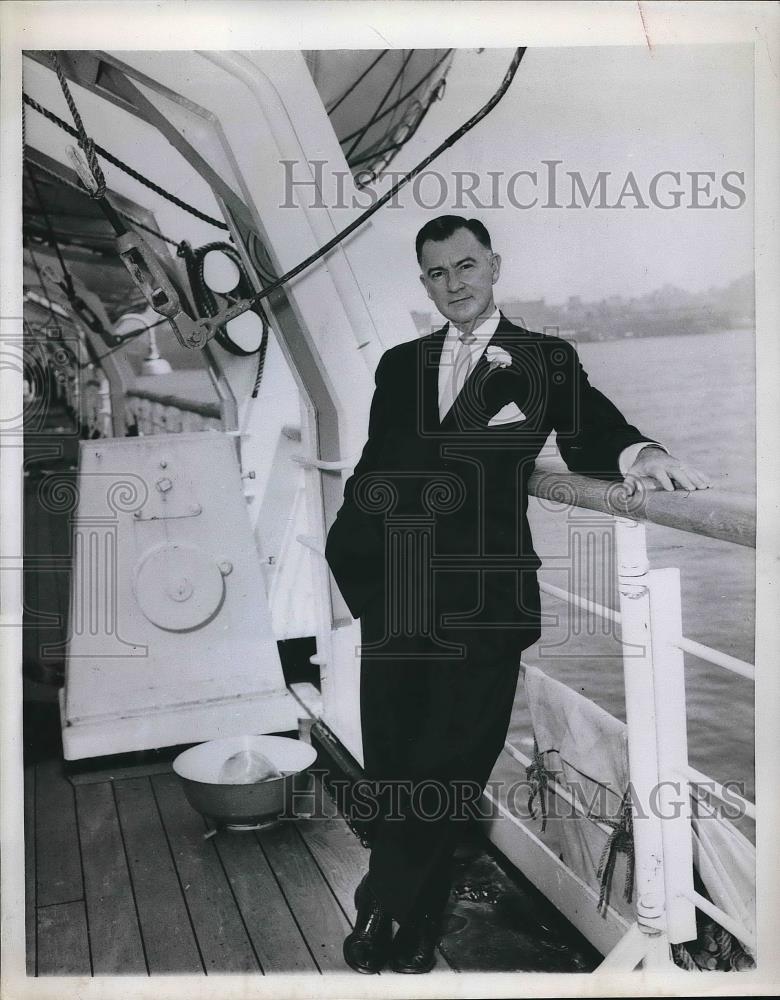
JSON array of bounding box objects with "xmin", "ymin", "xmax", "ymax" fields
[{"xmin": 326, "ymin": 314, "xmax": 655, "ymax": 655}]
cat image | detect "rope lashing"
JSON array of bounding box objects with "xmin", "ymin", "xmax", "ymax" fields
[
  {"xmin": 23, "ymin": 92, "xmax": 229, "ymax": 231},
  {"xmin": 49, "ymin": 51, "xmax": 107, "ymax": 201},
  {"xmin": 525, "ymin": 737, "xmax": 550, "ymax": 834},
  {"xmin": 594, "ymin": 787, "xmax": 635, "ymax": 914}
]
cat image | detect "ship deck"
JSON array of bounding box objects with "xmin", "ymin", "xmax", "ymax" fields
[
  {"xmin": 22, "ymin": 404, "xmax": 599, "ymax": 978},
  {"xmin": 23, "ymin": 735, "xmax": 599, "ymax": 977}
]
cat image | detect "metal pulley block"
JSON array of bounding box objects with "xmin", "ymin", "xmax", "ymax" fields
[
  {"xmin": 68, "ymin": 139, "xmax": 215, "ymax": 353},
  {"xmin": 115, "ymin": 230, "xmax": 210, "ymax": 350},
  {"xmin": 69, "ymin": 145, "xmax": 260, "ymax": 351},
  {"xmin": 115, "ymin": 231, "xmax": 260, "ymax": 350}
]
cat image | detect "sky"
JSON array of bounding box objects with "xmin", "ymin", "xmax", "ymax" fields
[
  {"xmin": 23, "ymin": 42, "xmax": 754, "ymax": 316},
  {"xmin": 365, "ymin": 44, "xmax": 754, "ymax": 310}
]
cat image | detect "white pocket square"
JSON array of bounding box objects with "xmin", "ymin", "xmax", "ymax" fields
[{"xmin": 488, "ymin": 402, "xmax": 527, "ymax": 426}]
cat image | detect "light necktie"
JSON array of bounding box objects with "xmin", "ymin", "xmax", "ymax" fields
[{"xmin": 439, "ymin": 330, "xmax": 477, "ymax": 421}]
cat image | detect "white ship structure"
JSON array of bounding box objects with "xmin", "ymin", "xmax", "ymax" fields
[{"xmin": 13, "ymin": 47, "xmax": 756, "ymax": 978}]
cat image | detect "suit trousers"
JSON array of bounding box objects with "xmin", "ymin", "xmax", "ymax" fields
[{"xmin": 357, "ymin": 594, "xmax": 523, "ymax": 926}]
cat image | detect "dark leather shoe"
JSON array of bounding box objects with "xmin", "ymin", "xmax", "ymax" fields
[
  {"xmin": 390, "ymin": 914, "xmax": 439, "ymax": 974},
  {"xmin": 343, "ymin": 875, "xmax": 392, "ymax": 974}
]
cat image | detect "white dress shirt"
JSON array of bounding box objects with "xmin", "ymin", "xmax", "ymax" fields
[
  {"xmin": 436, "ymin": 308, "xmax": 661, "ymax": 474},
  {"xmin": 438, "ymin": 308, "xmax": 503, "ymax": 420}
]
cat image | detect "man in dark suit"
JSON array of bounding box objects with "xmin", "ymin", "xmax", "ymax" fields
[{"xmin": 325, "ymin": 215, "xmax": 710, "ymax": 974}]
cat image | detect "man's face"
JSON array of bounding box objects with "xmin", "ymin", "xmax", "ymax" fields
[{"xmin": 418, "ymin": 228, "xmax": 501, "ymax": 332}]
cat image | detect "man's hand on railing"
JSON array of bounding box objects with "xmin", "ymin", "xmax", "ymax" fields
[{"xmin": 623, "ymin": 446, "xmax": 712, "ymax": 496}]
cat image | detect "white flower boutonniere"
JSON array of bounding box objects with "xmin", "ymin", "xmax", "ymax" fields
[{"xmin": 485, "ymin": 346, "xmax": 512, "ymax": 370}]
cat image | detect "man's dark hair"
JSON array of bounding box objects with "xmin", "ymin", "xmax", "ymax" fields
[{"xmin": 415, "ymin": 215, "xmax": 493, "ymax": 264}]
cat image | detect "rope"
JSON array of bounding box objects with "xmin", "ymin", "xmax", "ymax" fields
[
  {"xmin": 27, "ymin": 47, "xmax": 525, "ymax": 355},
  {"xmin": 327, "ymin": 49, "xmax": 388, "ymax": 115},
  {"xmin": 381, "ymin": 52, "xmax": 410, "ymax": 151},
  {"xmin": 525, "ymin": 737, "xmax": 550, "ymax": 833},
  {"xmin": 93, "ymin": 317, "xmax": 165, "ymax": 364},
  {"xmin": 338, "ymin": 49, "xmax": 454, "ymax": 146},
  {"xmin": 236, "ymin": 47, "xmax": 526, "ymax": 316},
  {"xmin": 251, "ymin": 307, "xmax": 269, "ymax": 399},
  {"xmin": 345, "ymin": 49, "xmax": 416, "ymax": 163},
  {"xmin": 348, "ymin": 77, "xmax": 447, "ymax": 178},
  {"xmin": 24, "ymin": 153, "xmax": 180, "ymax": 245},
  {"xmin": 594, "ymin": 788, "xmax": 635, "ymax": 914},
  {"xmin": 49, "ymin": 51, "xmax": 107, "ymax": 200},
  {"xmin": 23, "ymin": 92, "xmax": 229, "ymax": 231}
]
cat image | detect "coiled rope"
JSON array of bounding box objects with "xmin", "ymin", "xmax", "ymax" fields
[
  {"xmin": 594, "ymin": 788, "xmax": 635, "ymax": 914},
  {"xmin": 525, "ymin": 737, "xmax": 550, "ymax": 834}
]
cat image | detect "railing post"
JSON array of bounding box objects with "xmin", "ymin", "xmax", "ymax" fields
[
  {"xmin": 646, "ymin": 566, "xmax": 697, "ymax": 944},
  {"xmin": 615, "ymin": 518, "xmax": 673, "ymax": 968}
]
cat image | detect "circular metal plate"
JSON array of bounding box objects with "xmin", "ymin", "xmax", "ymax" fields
[{"xmin": 135, "ymin": 544, "xmax": 225, "ymax": 631}]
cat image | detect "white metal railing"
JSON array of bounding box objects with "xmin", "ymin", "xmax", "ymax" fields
[
  {"xmin": 539, "ymin": 579, "xmax": 621, "ymax": 625},
  {"xmin": 124, "ymin": 389, "xmax": 222, "ymax": 436},
  {"xmin": 674, "ymin": 636, "xmax": 754, "ymax": 682},
  {"xmin": 501, "ymin": 469, "xmax": 757, "ymax": 970},
  {"xmin": 682, "ymin": 764, "xmax": 756, "ymax": 822},
  {"xmin": 300, "ymin": 454, "xmax": 756, "ymax": 968}
]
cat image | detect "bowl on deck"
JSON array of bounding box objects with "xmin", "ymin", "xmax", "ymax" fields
[{"xmin": 173, "ymin": 734, "xmax": 317, "ymax": 830}]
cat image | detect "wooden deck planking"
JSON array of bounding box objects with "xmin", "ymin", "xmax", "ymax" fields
[
  {"xmin": 150, "ymin": 773, "xmax": 261, "ymax": 974},
  {"xmin": 258, "ymin": 821, "xmax": 352, "ymax": 972},
  {"xmin": 296, "ymin": 800, "xmax": 455, "ymax": 972},
  {"xmin": 75, "ymin": 781, "xmax": 147, "ymax": 975},
  {"xmin": 35, "ymin": 759, "xmax": 83, "ymax": 907},
  {"xmin": 26, "ymin": 757, "xmax": 502, "ymax": 978},
  {"xmin": 296, "ymin": 812, "xmax": 367, "ymax": 918},
  {"xmin": 24, "ymin": 765, "xmax": 36, "ymax": 976},
  {"xmin": 213, "ymin": 827, "xmax": 319, "ymax": 974},
  {"xmin": 36, "ymin": 900, "xmax": 91, "ymax": 976},
  {"xmin": 69, "ymin": 759, "xmax": 174, "ymax": 786},
  {"xmin": 113, "ymin": 776, "xmax": 203, "ymax": 974}
]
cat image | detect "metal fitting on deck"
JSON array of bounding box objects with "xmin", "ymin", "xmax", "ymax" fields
[{"xmin": 636, "ymin": 891, "xmax": 666, "ymax": 933}]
